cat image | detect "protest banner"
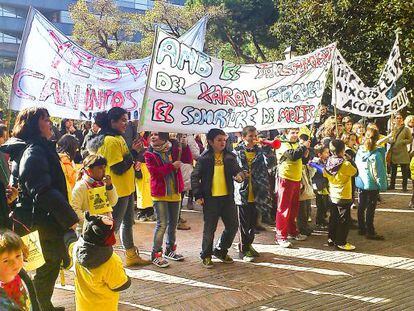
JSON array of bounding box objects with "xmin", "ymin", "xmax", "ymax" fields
[
  {"xmin": 333, "ymin": 37, "xmax": 409, "ymax": 117},
  {"xmin": 9, "ymin": 7, "xmax": 208, "ymax": 120},
  {"xmin": 140, "ymin": 29, "xmax": 335, "ymax": 133}
]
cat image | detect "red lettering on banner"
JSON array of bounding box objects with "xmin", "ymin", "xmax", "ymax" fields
[{"xmin": 12, "ymin": 69, "xmax": 45, "ymax": 100}]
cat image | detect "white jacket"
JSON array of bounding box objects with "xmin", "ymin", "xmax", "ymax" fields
[{"xmin": 72, "ymin": 181, "xmax": 119, "ymax": 222}]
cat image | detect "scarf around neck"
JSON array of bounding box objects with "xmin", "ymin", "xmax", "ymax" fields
[{"xmin": 151, "ymin": 141, "xmax": 171, "ymax": 153}]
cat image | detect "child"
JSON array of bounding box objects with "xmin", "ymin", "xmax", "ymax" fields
[
  {"xmin": 342, "ymin": 132, "xmax": 358, "ymax": 210},
  {"xmin": 134, "ymin": 134, "xmax": 155, "ymax": 222},
  {"xmin": 234, "ymin": 126, "xmax": 275, "ymax": 262},
  {"xmin": 342, "ymin": 116, "xmax": 353, "ymax": 135},
  {"xmin": 310, "ymin": 144, "xmax": 330, "ymax": 229},
  {"xmin": 72, "ymin": 155, "xmax": 118, "ymax": 231},
  {"xmin": 0, "ymin": 230, "xmax": 39, "ymax": 311},
  {"xmin": 275, "ymin": 128, "xmax": 310, "ymax": 248},
  {"xmin": 355, "ymin": 127, "xmax": 387, "ymax": 240},
  {"xmin": 298, "ymin": 163, "xmax": 315, "ymax": 236},
  {"xmin": 145, "ymin": 132, "xmax": 187, "ymax": 267},
  {"xmin": 191, "ymin": 128, "xmax": 245, "ymax": 268},
  {"xmin": 323, "ymin": 139, "xmax": 358, "ymax": 251},
  {"xmin": 57, "ymin": 134, "xmax": 79, "ymax": 205},
  {"xmin": 70, "ymin": 213, "xmax": 131, "ymax": 311}
]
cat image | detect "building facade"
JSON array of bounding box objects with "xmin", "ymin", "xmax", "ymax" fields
[{"xmin": 0, "ymin": 0, "xmax": 184, "ymax": 74}]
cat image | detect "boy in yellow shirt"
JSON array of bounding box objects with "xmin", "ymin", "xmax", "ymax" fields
[
  {"xmin": 191, "ymin": 129, "xmax": 245, "ymax": 268},
  {"xmin": 275, "ymin": 128, "xmax": 310, "ymax": 248},
  {"xmin": 323, "ymin": 139, "xmax": 358, "ymax": 251}
]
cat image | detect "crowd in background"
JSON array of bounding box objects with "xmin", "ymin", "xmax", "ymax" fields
[{"xmin": 0, "ymin": 104, "xmax": 414, "ymax": 310}]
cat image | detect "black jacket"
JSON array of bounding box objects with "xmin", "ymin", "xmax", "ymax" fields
[
  {"xmin": 191, "ymin": 148, "xmax": 242, "ymax": 200},
  {"xmin": 0, "ymin": 137, "xmax": 78, "ymax": 237}
]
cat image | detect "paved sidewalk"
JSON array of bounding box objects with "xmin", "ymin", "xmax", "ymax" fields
[{"xmin": 52, "ymin": 185, "xmax": 414, "ymax": 310}]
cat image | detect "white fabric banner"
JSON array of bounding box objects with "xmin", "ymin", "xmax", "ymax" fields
[
  {"xmin": 333, "ymin": 37, "xmax": 408, "ymax": 117},
  {"xmin": 10, "ymin": 8, "xmax": 208, "ymax": 120},
  {"xmin": 140, "ymin": 29, "xmax": 335, "ymax": 133}
]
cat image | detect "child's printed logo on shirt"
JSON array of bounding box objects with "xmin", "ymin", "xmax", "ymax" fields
[{"xmin": 88, "ymin": 186, "xmax": 112, "ymax": 215}]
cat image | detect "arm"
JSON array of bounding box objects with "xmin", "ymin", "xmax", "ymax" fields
[
  {"xmin": 20, "ymin": 148, "xmax": 78, "ymax": 229},
  {"xmin": 71, "ymin": 182, "xmax": 87, "ymax": 223},
  {"xmin": 284, "ymin": 145, "xmax": 307, "ymax": 161},
  {"xmin": 105, "ymin": 255, "xmax": 131, "ymax": 292},
  {"xmin": 144, "ymin": 152, "xmax": 174, "ymax": 178},
  {"xmin": 187, "ymin": 135, "xmax": 200, "ymax": 160},
  {"xmin": 110, "ymin": 153, "xmax": 133, "ymax": 175},
  {"xmin": 106, "ymin": 184, "xmax": 118, "ymax": 207},
  {"xmin": 191, "ymin": 158, "xmax": 203, "ymax": 200}
]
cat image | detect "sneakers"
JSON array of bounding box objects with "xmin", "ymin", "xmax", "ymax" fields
[
  {"xmin": 288, "ymin": 234, "xmax": 307, "ymax": 241},
  {"xmin": 164, "ymin": 250, "xmax": 185, "ymax": 261},
  {"xmin": 277, "ymin": 239, "xmax": 292, "ymax": 248},
  {"xmin": 152, "ymin": 252, "xmax": 170, "ymax": 268},
  {"xmin": 213, "ymin": 249, "xmax": 234, "ymax": 263},
  {"xmin": 336, "ymin": 243, "xmax": 356, "ymax": 251},
  {"xmin": 202, "ymin": 257, "xmax": 214, "ymax": 269},
  {"xmin": 242, "ymin": 250, "xmax": 255, "ymax": 262},
  {"xmin": 327, "ymin": 238, "xmax": 335, "ymax": 246}
]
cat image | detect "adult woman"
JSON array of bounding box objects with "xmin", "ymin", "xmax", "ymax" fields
[
  {"xmin": 88, "ymin": 107, "xmax": 150, "ymax": 266},
  {"xmin": 0, "ymin": 107, "xmax": 78, "ymax": 310},
  {"xmin": 355, "ymin": 127, "xmax": 387, "ymax": 240},
  {"xmin": 389, "ymin": 113, "xmax": 412, "ymax": 191},
  {"xmin": 145, "ymin": 132, "xmax": 186, "ymax": 267}
]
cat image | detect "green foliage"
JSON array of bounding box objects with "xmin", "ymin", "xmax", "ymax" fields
[
  {"xmin": 0, "ymin": 75, "xmax": 13, "ymax": 125},
  {"xmin": 271, "ymin": 0, "xmax": 414, "ymax": 106},
  {"xmin": 190, "ymin": 0, "xmax": 278, "ymax": 63},
  {"xmin": 69, "ymin": 0, "xmax": 142, "ymax": 59}
]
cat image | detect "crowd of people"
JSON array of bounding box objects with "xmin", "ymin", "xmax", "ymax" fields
[{"xmin": 0, "ymin": 104, "xmax": 413, "ymax": 310}]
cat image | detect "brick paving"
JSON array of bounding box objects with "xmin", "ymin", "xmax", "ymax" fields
[{"xmin": 52, "ymin": 182, "xmax": 414, "ymax": 310}]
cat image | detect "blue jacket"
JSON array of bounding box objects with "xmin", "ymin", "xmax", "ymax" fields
[{"xmin": 355, "ymin": 146, "xmax": 387, "ymax": 191}]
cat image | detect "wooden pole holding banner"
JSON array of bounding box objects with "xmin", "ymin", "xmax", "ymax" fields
[
  {"xmin": 331, "ymin": 47, "xmax": 340, "ymax": 138},
  {"xmin": 138, "ymin": 26, "xmax": 160, "ymax": 131},
  {"xmin": 6, "ymin": 6, "xmax": 36, "ymax": 133}
]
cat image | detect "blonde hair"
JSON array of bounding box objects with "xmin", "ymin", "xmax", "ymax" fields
[
  {"xmin": 405, "ymin": 115, "xmax": 414, "ymax": 126},
  {"xmin": 364, "ymin": 127, "xmax": 379, "ymax": 151}
]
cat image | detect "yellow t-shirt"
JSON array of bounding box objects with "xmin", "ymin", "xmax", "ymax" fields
[
  {"xmin": 276, "ymin": 141, "xmax": 303, "ymax": 182},
  {"xmin": 97, "ymin": 135, "xmax": 135, "ymax": 197},
  {"xmin": 245, "ymin": 151, "xmax": 255, "ymax": 203},
  {"xmin": 212, "ymin": 153, "xmax": 228, "ymax": 197},
  {"xmin": 75, "ymin": 253, "xmax": 129, "ymax": 311}
]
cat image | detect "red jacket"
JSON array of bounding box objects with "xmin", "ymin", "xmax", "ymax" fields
[{"xmin": 144, "ymin": 146, "xmax": 185, "ymax": 197}]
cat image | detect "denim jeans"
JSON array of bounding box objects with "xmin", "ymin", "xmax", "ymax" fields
[
  {"xmin": 112, "ymin": 193, "xmax": 135, "ymax": 250},
  {"xmin": 152, "ymin": 201, "xmax": 180, "ymax": 254},
  {"xmin": 200, "ymin": 196, "xmax": 239, "ymax": 259}
]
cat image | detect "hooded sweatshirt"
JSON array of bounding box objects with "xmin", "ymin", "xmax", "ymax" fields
[{"xmin": 323, "ymin": 155, "xmax": 357, "ymax": 203}]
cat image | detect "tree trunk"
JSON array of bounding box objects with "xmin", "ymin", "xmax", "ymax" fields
[{"xmin": 251, "ymin": 33, "xmax": 267, "ymax": 62}]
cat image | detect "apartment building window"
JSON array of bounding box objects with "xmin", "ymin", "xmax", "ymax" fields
[
  {"xmin": 0, "ymin": 5, "xmax": 23, "ymax": 18},
  {"xmin": 0, "ymin": 32, "xmax": 20, "ymax": 44}
]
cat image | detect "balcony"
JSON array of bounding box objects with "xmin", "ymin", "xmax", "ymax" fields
[{"xmin": 0, "ymin": 0, "xmax": 76, "ymax": 12}]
